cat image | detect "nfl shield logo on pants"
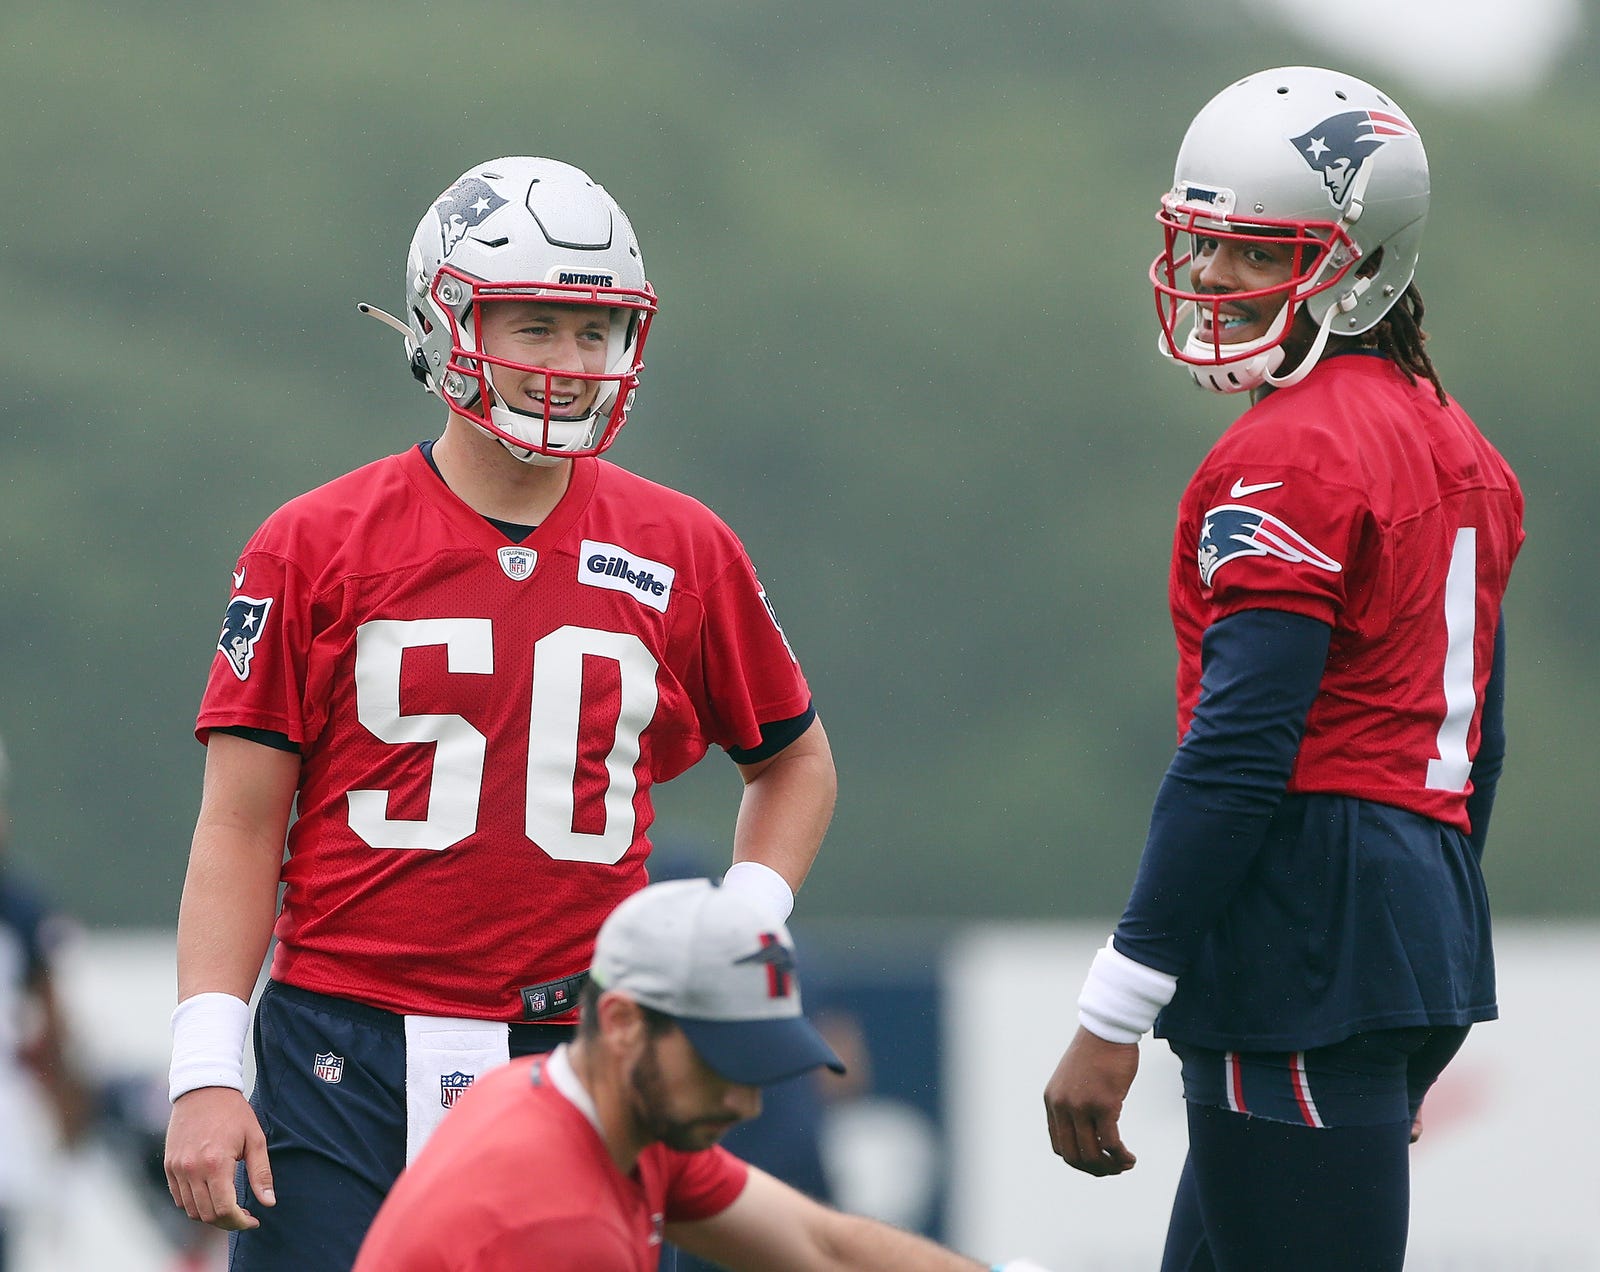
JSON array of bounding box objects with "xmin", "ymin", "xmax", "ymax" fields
[
  {"xmin": 313, "ymin": 1052, "xmax": 345, "ymax": 1084},
  {"xmin": 440, "ymin": 1070, "xmax": 475, "ymax": 1108}
]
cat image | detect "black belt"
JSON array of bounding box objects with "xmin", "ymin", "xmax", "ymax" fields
[{"xmin": 519, "ymin": 970, "xmax": 590, "ymax": 1021}]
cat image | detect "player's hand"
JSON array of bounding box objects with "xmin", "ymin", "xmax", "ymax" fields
[
  {"xmin": 1410, "ymin": 1112, "xmax": 1424, "ymax": 1144},
  {"xmin": 1043, "ymin": 1025, "xmax": 1139, "ymax": 1176},
  {"xmin": 164, "ymin": 1086, "xmax": 275, "ymax": 1230}
]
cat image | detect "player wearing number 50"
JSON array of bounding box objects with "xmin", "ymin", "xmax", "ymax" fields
[
  {"xmin": 1042, "ymin": 68, "xmax": 1523, "ymax": 1271},
  {"xmin": 163, "ymin": 157, "xmax": 836, "ymax": 1271}
]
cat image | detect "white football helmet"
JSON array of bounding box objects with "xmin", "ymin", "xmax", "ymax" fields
[
  {"xmin": 1152, "ymin": 66, "xmax": 1430, "ymax": 393},
  {"xmin": 381, "ymin": 157, "xmax": 657, "ymax": 463}
]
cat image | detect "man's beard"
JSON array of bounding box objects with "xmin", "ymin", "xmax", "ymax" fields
[{"xmin": 629, "ymin": 1036, "xmax": 742, "ymax": 1153}]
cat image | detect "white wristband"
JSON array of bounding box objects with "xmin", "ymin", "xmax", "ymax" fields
[
  {"xmin": 169, "ymin": 992, "xmax": 252, "ymax": 1102},
  {"xmin": 721, "ymin": 860, "xmax": 795, "ymax": 922},
  {"xmin": 1075, "ymin": 937, "xmax": 1178, "ymax": 1045}
]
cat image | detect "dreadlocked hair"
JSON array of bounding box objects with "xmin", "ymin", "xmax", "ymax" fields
[{"xmin": 1371, "ymin": 283, "xmax": 1446, "ymax": 406}]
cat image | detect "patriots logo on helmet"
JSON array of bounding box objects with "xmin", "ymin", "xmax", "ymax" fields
[
  {"xmin": 218, "ymin": 595, "xmax": 274, "ymax": 681},
  {"xmin": 434, "ymin": 176, "xmax": 508, "ymax": 256},
  {"xmin": 1290, "ymin": 111, "xmax": 1418, "ymax": 207},
  {"xmin": 1198, "ymin": 504, "xmax": 1342, "ymax": 588}
]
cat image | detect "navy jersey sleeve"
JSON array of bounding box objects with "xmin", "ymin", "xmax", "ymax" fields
[
  {"xmin": 1113, "ymin": 609, "xmax": 1330, "ymax": 977},
  {"xmin": 1464, "ymin": 613, "xmax": 1507, "ymax": 860}
]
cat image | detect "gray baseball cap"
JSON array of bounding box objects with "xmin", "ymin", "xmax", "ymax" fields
[{"xmin": 590, "ymin": 878, "xmax": 846, "ymax": 1085}]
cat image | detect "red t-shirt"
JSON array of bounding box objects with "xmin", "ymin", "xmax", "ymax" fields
[
  {"xmin": 353, "ymin": 1053, "xmax": 749, "ymax": 1271},
  {"xmin": 1169, "ymin": 355, "xmax": 1524, "ymax": 828},
  {"xmin": 198, "ymin": 449, "xmax": 812, "ymax": 1018}
]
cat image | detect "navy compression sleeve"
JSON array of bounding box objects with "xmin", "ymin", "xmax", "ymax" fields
[
  {"xmin": 1112, "ymin": 608, "xmax": 1330, "ymax": 977},
  {"xmin": 1463, "ymin": 612, "xmax": 1507, "ymax": 860}
]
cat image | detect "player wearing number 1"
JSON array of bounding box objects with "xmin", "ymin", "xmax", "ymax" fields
[
  {"xmin": 162, "ymin": 157, "xmax": 836, "ymax": 1272},
  {"xmin": 1042, "ymin": 68, "xmax": 1523, "ymax": 1270}
]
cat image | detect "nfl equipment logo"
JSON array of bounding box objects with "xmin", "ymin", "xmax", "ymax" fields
[
  {"xmin": 313, "ymin": 1052, "xmax": 345, "ymax": 1085},
  {"xmin": 497, "ymin": 546, "xmax": 537, "ymax": 581},
  {"xmin": 440, "ymin": 1070, "xmax": 475, "ymax": 1108},
  {"xmin": 527, "ymin": 989, "xmax": 548, "ymax": 1014}
]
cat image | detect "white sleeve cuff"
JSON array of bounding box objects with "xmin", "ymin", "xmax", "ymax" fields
[
  {"xmin": 1075, "ymin": 937, "xmax": 1178, "ymax": 1045},
  {"xmin": 721, "ymin": 860, "xmax": 795, "ymax": 922},
  {"xmin": 169, "ymin": 992, "xmax": 252, "ymax": 1102}
]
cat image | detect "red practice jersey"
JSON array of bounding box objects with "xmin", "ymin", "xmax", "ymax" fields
[
  {"xmin": 1169, "ymin": 355, "xmax": 1524, "ymax": 829},
  {"xmin": 198, "ymin": 448, "xmax": 812, "ymax": 1018},
  {"xmin": 352, "ymin": 1052, "xmax": 749, "ymax": 1271}
]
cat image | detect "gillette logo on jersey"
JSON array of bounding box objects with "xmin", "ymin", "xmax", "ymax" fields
[
  {"xmin": 1198, "ymin": 504, "xmax": 1342, "ymax": 588},
  {"xmin": 1290, "ymin": 110, "xmax": 1418, "ymax": 207},
  {"xmin": 579, "ymin": 539, "xmax": 676, "ymax": 612}
]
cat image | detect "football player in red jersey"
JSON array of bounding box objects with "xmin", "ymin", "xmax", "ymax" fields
[
  {"xmin": 1043, "ymin": 68, "xmax": 1524, "ymax": 1271},
  {"xmin": 162, "ymin": 157, "xmax": 837, "ymax": 1272},
  {"xmin": 355, "ymin": 879, "xmax": 1053, "ymax": 1272}
]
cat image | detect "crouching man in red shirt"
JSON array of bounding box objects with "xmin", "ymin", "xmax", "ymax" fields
[{"xmin": 355, "ymin": 878, "xmax": 1048, "ymax": 1272}]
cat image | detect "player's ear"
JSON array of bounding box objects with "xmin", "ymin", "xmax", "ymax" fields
[{"xmin": 597, "ymin": 990, "xmax": 648, "ymax": 1056}]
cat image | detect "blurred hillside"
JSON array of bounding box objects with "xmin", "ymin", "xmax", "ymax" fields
[{"xmin": 0, "ymin": 0, "xmax": 1593, "ymax": 926}]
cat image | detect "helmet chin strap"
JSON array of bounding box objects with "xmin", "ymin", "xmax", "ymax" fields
[{"xmin": 1261, "ymin": 300, "xmax": 1340, "ymax": 390}]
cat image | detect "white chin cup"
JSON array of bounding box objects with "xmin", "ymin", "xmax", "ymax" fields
[
  {"xmin": 1180, "ymin": 338, "xmax": 1283, "ymax": 393},
  {"xmin": 485, "ymin": 400, "xmax": 602, "ymax": 466},
  {"xmin": 1171, "ymin": 297, "xmax": 1293, "ymax": 394}
]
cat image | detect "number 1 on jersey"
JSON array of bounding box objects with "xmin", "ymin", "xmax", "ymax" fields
[{"xmin": 1425, "ymin": 527, "xmax": 1477, "ymax": 792}]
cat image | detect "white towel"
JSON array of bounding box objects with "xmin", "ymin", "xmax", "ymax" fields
[{"xmin": 403, "ymin": 1015, "xmax": 510, "ymax": 1164}]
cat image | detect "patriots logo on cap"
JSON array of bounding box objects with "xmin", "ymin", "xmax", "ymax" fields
[
  {"xmin": 440, "ymin": 1070, "xmax": 475, "ymax": 1109},
  {"xmin": 1198, "ymin": 504, "xmax": 1342, "ymax": 587},
  {"xmin": 434, "ymin": 175, "xmax": 508, "ymax": 256},
  {"xmin": 735, "ymin": 933, "xmax": 796, "ymax": 999},
  {"xmin": 1290, "ymin": 111, "xmax": 1417, "ymax": 207},
  {"xmin": 218, "ymin": 595, "xmax": 274, "ymax": 681}
]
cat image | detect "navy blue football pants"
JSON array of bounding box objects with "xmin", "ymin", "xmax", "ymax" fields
[
  {"xmin": 229, "ymin": 981, "xmax": 572, "ymax": 1272},
  {"xmin": 1160, "ymin": 1025, "xmax": 1470, "ymax": 1272}
]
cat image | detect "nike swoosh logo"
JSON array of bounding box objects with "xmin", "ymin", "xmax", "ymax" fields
[
  {"xmin": 232, "ymin": 566, "xmax": 247, "ymax": 589},
  {"xmin": 1229, "ymin": 479, "xmax": 1283, "ymax": 498}
]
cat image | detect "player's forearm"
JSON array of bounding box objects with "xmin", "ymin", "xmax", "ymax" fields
[
  {"xmin": 810, "ymin": 1209, "xmax": 986, "ymax": 1271},
  {"xmin": 176, "ymin": 821, "xmax": 283, "ymax": 1001},
  {"xmin": 731, "ymin": 716, "xmax": 836, "ymax": 893},
  {"xmin": 176, "ymin": 733, "xmax": 298, "ymax": 1000}
]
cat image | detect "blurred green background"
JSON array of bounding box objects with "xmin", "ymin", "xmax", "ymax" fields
[{"xmin": 0, "ymin": 0, "xmax": 1592, "ymax": 928}]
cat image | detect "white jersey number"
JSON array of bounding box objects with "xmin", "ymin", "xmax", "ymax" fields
[
  {"xmin": 349, "ymin": 619, "xmax": 657, "ymax": 862},
  {"xmin": 1425, "ymin": 527, "xmax": 1477, "ymax": 792}
]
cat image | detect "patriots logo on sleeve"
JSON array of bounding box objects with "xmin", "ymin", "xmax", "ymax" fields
[
  {"xmin": 434, "ymin": 176, "xmax": 508, "ymax": 256},
  {"xmin": 218, "ymin": 595, "xmax": 274, "ymax": 681},
  {"xmin": 1197, "ymin": 504, "xmax": 1342, "ymax": 588},
  {"xmin": 1290, "ymin": 110, "xmax": 1418, "ymax": 207}
]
